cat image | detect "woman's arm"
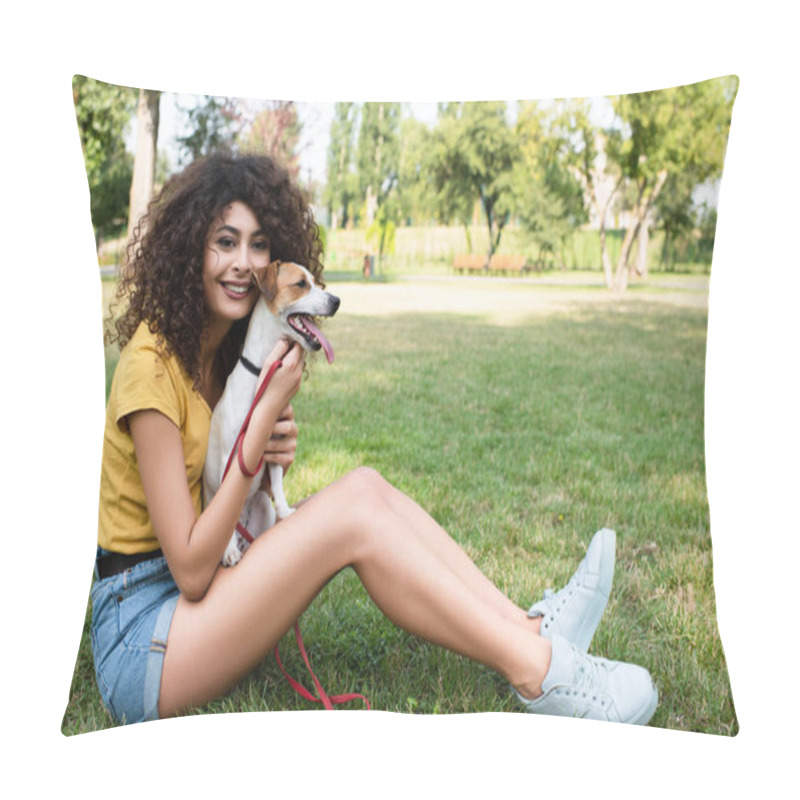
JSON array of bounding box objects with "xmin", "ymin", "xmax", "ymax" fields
[
  {"xmin": 129, "ymin": 341, "xmax": 305, "ymax": 601},
  {"xmin": 257, "ymin": 404, "xmax": 298, "ymax": 495}
]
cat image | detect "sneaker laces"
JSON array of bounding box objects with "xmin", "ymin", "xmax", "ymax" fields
[
  {"xmin": 570, "ymin": 649, "xmax": 608, "ymax": 705},
  {"xmin": 532, "ymin": 565, "xmax": 583, "ymax": 618}
]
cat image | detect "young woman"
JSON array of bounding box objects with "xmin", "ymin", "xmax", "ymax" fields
[{"xmin": 91, "ymin": 152, "xmax": 658, "ymax": 726}]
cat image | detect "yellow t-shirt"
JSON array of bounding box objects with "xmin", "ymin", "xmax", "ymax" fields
[{"xmin": 98, "ymin": 322, "xmax": 212, "ymax": 554}]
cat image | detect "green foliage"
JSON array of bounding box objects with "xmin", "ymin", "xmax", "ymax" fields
[
  {"xmin": 695, "ymin": 203, "xmax": 718, "ymax": 263},
  {"xmin": 72, "ymin": 75, "xmax": 137, "ymax": 243},
  {"xmin": 89, "ymin": 150, "xmax": 133, "ymax": 239},
  {"xmin": 72, "ymin": 76, "xmax": 136, "ymax": 188},
  {"xmin": 175, "ymin": 95, "xmax": 241, "ymax": 165},
  {"xmin": 354, "ymin": 102, "xmax": 402, "ymax": 262},
  {"xmin": 655, "ymin": 172, "xmax": 699, "ymax": 269},
  {"xmin": 608, "ymin": 77, "xmax": 737, "ymax": 186},
  {"xmin": 322, "ymin": 81, "xmax": 735, "ymax": 287},
  {"xmin": 396, "ymin": 117, "xmax": 438, "ymax": 224},
  {"xmin": 431, "ymin": 102, "xmax": 520, "ymax": 256},
  {"xmin": 356, "ymin": 102, "xmax": 401, "ymax": 205},
  {"xmin": 324, "ymin": 102, "xmax": 360, "ymax": 228},
  {"xmin": 515, "ymin": 101, "xmax": 590, "ymax": 266},
  {"xmin": 365, "ymin": 205, "xmax": 396, "ymax": 260},
  {"xmin": 603, "ymin": 76, "xmax": 737, "ymax": 284}
]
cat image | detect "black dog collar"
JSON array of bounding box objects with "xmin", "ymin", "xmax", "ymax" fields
[{"xmin": 239, "ymin": 355, "xmax": 261, "ymax": 377}]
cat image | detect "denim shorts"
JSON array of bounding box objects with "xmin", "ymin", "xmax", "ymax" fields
[{"xmin": 90, "ymin": 547, "xmax": 180, "ymax": 725}]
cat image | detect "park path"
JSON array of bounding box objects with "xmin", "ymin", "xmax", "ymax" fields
[{"xmin": 329, "ymin": 275, "xmax": 709, "ymax": 324}]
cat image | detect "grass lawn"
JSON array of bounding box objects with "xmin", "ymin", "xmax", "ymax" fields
[{"xmin": 62, "ymin": 277, "xmax": 736, "ymax": 735}]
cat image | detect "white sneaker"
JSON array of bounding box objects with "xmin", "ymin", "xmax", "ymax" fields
[
  {"xmin": 528, "ymin": 528, "xmax": 615, "ymax": 652},
  {"xmin": 514, "ymin": 634, "xmax": 658, "ymax": 725}
]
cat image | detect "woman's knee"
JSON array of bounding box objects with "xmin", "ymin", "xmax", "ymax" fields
[
  {"xmin": 342, "ymin": 466, "xmax": 391, "ymax": 500},
  {"xmin": 336, "ymin": 467, "xmax": 396, "ymax": 531}
]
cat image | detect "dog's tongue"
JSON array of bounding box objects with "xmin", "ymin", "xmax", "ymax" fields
[{"xmin": 305, "ymin": 317, "xmax": 334, "ymax": 364}]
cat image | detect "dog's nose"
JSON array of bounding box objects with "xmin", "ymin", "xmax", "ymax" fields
[{"xmin": 330, "ymin": 294, "xmax": 341, "ymax": 313}]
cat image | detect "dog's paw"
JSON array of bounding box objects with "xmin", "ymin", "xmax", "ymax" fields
[
  {"xmin": 222, "ymin": 540, "xmax": 243, "ymax": 567},
  {"xmin": 275, "ymin": 504, "xmax": 296, "ymax": 521}
]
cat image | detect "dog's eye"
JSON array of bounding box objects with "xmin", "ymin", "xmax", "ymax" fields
[{"xmin": 295, "ymin": 279, "xmax": 308, "ymax": 289}]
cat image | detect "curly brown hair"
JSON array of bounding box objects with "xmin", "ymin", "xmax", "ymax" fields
[{"xmin": 107, "ymin": 152, "xmax": 325, "ymax": 386}]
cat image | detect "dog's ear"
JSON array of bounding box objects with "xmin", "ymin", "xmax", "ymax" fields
[{"xmin": 253, "ymin": 260, "xmax": 281, "ymax": 302}]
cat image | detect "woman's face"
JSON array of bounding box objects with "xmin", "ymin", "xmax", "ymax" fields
[{"xmin": 203, "ymin": 201, "xmax": 271, "ymax": 328}]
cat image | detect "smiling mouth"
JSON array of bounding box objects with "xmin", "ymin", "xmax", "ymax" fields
[
  {"xmin": 222, "ymin": 282, "xmax": 252, "ymax": 297},
  {"xmin": 288, "ymin": 314, "xmax": 335, "ymax": 363}
]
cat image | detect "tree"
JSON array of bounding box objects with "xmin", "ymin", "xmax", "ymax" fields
[
  {"xmin": 515, "ymin": 100, "xmax": 589, "ymax": 268},
  {"xmin": 431, "ymin": 102, "xmax": 520, "ymax": 261},
  {"xmin": 89, "ymin": 150, "xmax": 134, "ymax": 243},
  {"xmin": 127, "ymin": 88, "xmax": 161, "ymax": 243},
  {"xmin": 694, "ymin": 201, "xmax": 719, "ymax": 267},
  {"xmin": 654, "ymin": 171, "xmax": 699, "ymax": 270},
  {"xmin": 394, "ymin": 116, "xmax": 440, "ymax": 226},
  {"xmin": 356, "ymin": 102, "xmax": 401, "ymax": 267},
  {"xmin": 357, "ymin": 102, "xmax": 401, "ymax": 226},
  {"xmin": 175, "ymin": 95, "xmax": 242, "ymax": 165},
  {"xmin": 72, "ymin": 75, "xmax": 137, "ymax": 246},
  {"xmin": 605, "ymin": 76, "xmax": 737, "ymax": 290},
  {"xmin": 550, "ymin": 100, "xmax": 623, "ymax": 284},
  {"xmin": 429, "ymin": 104, "xmax": 477, "ymax": 251},
  {"xmin": 238, "ymin": 101, "xmax": 302, "ymax": 180},
  {"xmin": 366, "ymin": 204, "xmax": 397, "ymax": 265},
  {"xmin": 324, "ymin": 102, "xmax": 359, "ymax": 229}
]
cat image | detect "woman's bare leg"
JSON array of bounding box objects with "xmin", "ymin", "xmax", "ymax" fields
[
  {"xmin": 377, "ymin": 478, "xmax": 541, "ymax": 633},
  {"xmin": 158, "ymin": 468, "xmax": 550, "ymax": 717}
]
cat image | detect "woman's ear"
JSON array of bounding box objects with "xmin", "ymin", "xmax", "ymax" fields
[{"xmin": 253, "ymin": 260, "xmax": 281, "ymax": 303}]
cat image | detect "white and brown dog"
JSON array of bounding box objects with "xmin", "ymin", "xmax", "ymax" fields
[{"xmin": 203, "ymin": 260, "xmax": 340, "ymax": 566}]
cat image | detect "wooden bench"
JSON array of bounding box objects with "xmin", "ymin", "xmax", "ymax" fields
[
  {"xmin": 453, "ymin": 253, "xmax": 487, "ymax": 274},
  {"xmin": 488, "ymin": 254, "xmax": 529, "ymax": 275}
]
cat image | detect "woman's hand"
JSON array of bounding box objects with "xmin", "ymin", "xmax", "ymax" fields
[
  {"xmin": 248, "ymin": 340, "xmax": 305, "ymax": 454},
  {"xmin": 258, "ymin": 404, "xmax": 298, "ymax": 495},
  {"xmin": 265, "ymin": 403, "xmax": 298, "ymax": 472}
]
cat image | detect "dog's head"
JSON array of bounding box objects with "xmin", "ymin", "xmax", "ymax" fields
[{"xmin": 253, "ymin": 260, "xmax": 340, "ymax": 363}]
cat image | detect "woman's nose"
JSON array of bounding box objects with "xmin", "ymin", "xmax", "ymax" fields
[{"xmin": 233, "ymin": 244, "xmax": 251, "ymax": 271}]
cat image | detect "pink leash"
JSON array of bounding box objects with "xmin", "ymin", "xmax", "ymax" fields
[{"xmin": 222, "ymin": 353, "xmax": 370, "ymax": 711}]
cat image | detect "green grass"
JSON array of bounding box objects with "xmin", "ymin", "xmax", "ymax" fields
[{"xmin": 62, "ymin": 285, "xmax": 736, "ymax": 735}]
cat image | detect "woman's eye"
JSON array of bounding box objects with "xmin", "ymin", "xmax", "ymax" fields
[
  {"xmin": 253, "ymin": 240, "xmax": 269, "ymax": 251},
  {"xmin": 218, "ymin": 237, "xmax": 236, "ymax": 248}
]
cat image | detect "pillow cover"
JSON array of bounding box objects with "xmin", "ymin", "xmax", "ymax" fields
[{"xmin": 62, "ymin": 75, "xmax": 738, "ymax": 735}]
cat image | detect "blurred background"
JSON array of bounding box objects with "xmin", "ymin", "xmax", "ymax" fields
[{"xmin": 73, "ymin": 76, "xmax": 737, "ymax": 290}]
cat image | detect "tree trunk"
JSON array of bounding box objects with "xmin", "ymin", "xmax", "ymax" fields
[
  {"xmin": 481, "ymin": 190, "xmax": 495, "ymax": 261},
  {"xmin": 331, "ymin": 140, "xmax": 347, "ymax": 230},
  {"xmin": 599, "ymin": 225, "xmax": 614, "ymax": 288},
  {"xmin": 635, "ymin": 212, "xmax": 650, "ymax": 277},
  {"xmin": 613, "ymin": 169, "xmax": 667, "ymax": 291},
  {"xmin": 127, "ymin": 89, "xmax": 161, "ymax": 243},
  {"xmin": 661, "ymin": 227, "xmax": 672, "ymax": 270},
  {"xmin": 365, "ymin": 185, "xmax": 378, "ymax": 227},
  {"xmin": 492, "ymin": 212, "xmax": 507, "ymax": 257},
  {"xmin": 365, "ymin": 105, "xmax": 384, "ymax": 229},
  {"xmin": 463, "ymin": 224, "xmax": 472, "ymax": 253},
  {"xmin": 586, "ymin": 173, "xmax": 620, "ymax": 289},
  {"xmin": 636, "ymin": 169, "xmax": 667, "ymax": 275}
]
